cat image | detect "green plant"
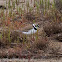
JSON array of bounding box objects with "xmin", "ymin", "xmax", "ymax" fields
[
  {"xmin": 51, "ymin": 0, "xmax": 57, "ymax": 21},
  {"xmin": 22, "ymin": 3, "xmax": 24, "ymax": 8},
  {"xmin": 26, "ymin": 1, "xmax": 29, "ymax": 12},
  {"xmin": 35, "ymin": 1, "xmax": 40, "ymax": 13},
  {"xmin": 9, "ymin": 9, "xmax": 12, "ymax": 18},
  {"xmin": 6, "ymin": 0, "xmax": 7, "ymax": 8},
  {"xmin": 12, "ymin": 1, "xmax": 15, "ymax": 9},
  {"xmin": 8, "ymin": 29, "xmax": 11, "ymax": 43},
  {"xmin": 12, "ymin": 12, "xmax": 16, "ymax": 21},
  {"xmin": 20, "ymin": 8, "xmax": 23, "ymax": 16},
  {"xmin": 33, "ymin": 20, "xmax": 35, "ymax": 23},
  {"xmin": 52, "ymin": 0, "xmax": 56, "ymax": 10},
  {"xmin": 40, "ymin": 0, "xmax": 44, "ymax": 14},
  {"xmin": 47, "ymin": 0, "xmax": 50, "ymax": 9},
  {"xmin": 0, "ymin": 34, "xmax": 2, "ymax": 40},
  {"xmin": 45, "ymin": 0, "xmax": 47, "ymax": 10},
  {"xmin": 29, "ymin": 7, "xmax": 33, "ymax": 13},
  {"xmin": 36, "ymin": 29, "xmax": 38, "ymax": 41},
  {"xmin": 22, "ymin": 34, "xmax": 24, "ymax": 43},
  {"xmin": 8, "ymin": 0, "xmax": 11, "ymax": 8},
  {"xmin": 61, "ymin": 17, "xmax": 62, "ymax": 21},
  {"xmin": 40, "ymin": 0, "xmax": 42, "ymax": 6},
  {"xmin": 18, "ymin": 7, "xmax": 20, "ymax": 16},
  {"xmin": 3, "ymin": 10, "xmax": 5, "ymax": 21},
  {"xmin": 16, "ymin": 0, "xmax": 18, "ymax": 5},
  {"xmin": 17, "ymin": 37, "xmax": 20, "ymax": 43},
  {"xmin": 16, "ymin": 5, "xmax": 19, "ymax": 14},
  {"xmin": 25, "ymin": 34, "xmax": 27, "ymax": 42},
  {"xmin": 44, "ymin": 0, "xmax": 48, "ymax": 15}
]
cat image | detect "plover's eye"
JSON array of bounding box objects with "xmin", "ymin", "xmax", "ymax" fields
[{"xmin": 35, "ymin": 25, "xmax": 39, "ymax": 27}]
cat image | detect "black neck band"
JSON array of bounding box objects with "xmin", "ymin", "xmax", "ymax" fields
[{"xmin": 34, "ymin": 27, "xmax": 37, "ymax": 30}]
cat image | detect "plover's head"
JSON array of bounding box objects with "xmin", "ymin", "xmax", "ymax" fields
[
  {"xmin": 32, "ymin": 24, "xmax": 39, "ymax": 30},
  {"xmin": 33, "ymin": 24, "xmax": 35, "ymax": 27}
]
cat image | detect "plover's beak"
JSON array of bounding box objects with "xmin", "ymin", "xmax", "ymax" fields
[{"xmin": 37, "ymin": 25, "xmax": 39, "ymax": 27}]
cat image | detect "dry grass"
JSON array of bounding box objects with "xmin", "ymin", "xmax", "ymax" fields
[
  {"xmin": 43, "ymin": 22, "xmax": 62, "ymax": 36},
  {"xmin": 0, "ymin": 0, "xmax": 62, "ymax": 59},
  {"xmin": 34, "ymin": 37, "xmax": 49, "ymax": 50},
  {"xmin": 55, "ymin": 0, "xmax": 62, "ymax": 14},
  {"xmin": 0, "ymin": 30, "xmax": 27, "ymax": 48},
  {"xmin": 28, "ymin": 37, "xmax": 49, "ymax": 53},
  {"xmin": 25, "ymin": 12, "xmax": 36, "ymax": 21}
]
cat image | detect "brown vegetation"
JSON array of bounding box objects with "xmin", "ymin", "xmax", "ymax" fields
[{"xmin": 0, "ymin": 0, "xmax": 62, "ymax": 59}]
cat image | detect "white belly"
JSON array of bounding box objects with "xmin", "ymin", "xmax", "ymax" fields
[{"xmin": 22, "ymin": 28, "xmax": 37, "ymax": 35}]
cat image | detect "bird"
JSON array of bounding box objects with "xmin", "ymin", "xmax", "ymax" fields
[
  {"xmin": 13, "ymin": 24, "xmax": 39, "ymax": 35},
  {"xmin": 22, "ymin": 24, "xmax": 39, "ymax": 35}
]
